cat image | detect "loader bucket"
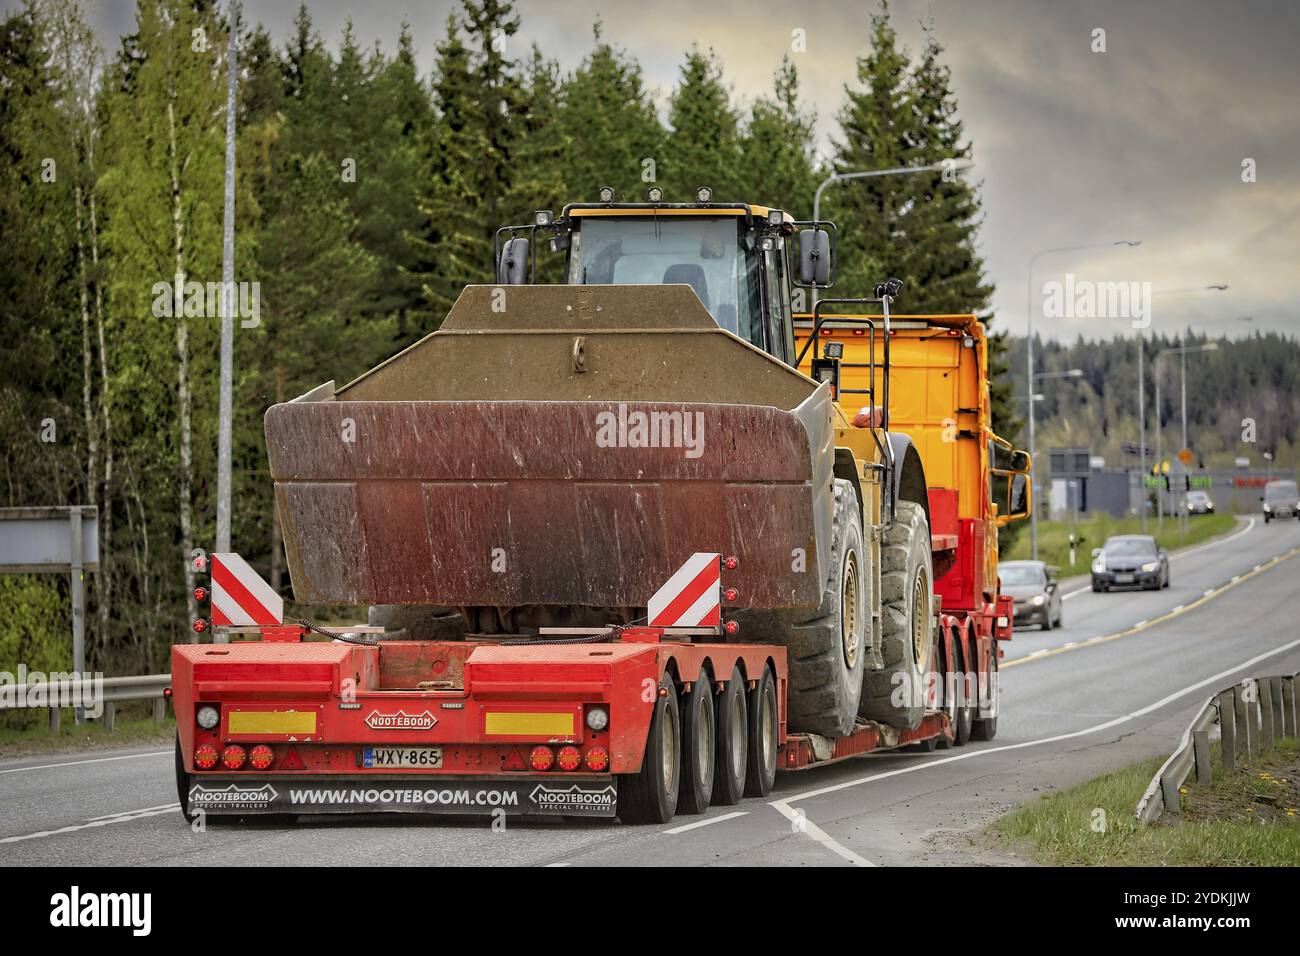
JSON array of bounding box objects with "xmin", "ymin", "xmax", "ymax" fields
[{"xmin": 266, "ymin": 284, "xmax": 836, "ymax": 612}]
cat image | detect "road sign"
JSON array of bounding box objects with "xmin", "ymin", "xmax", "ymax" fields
[{"xmin": 1177, "ymin": 448, "xmax": 1193, "ymax": 466}]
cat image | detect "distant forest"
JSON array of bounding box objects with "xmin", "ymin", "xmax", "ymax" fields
[{"xmin": 1004, "ymin": 332, "xmax": 1300, "ymax": 474}]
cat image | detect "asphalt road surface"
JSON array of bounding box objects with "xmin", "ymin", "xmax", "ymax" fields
[{"xmin": 3, "ymin": 515, "xmax": 1298, "ymax": 867}]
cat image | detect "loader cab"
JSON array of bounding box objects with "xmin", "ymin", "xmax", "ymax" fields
[{"xmin": 494, "ymin": 189, "xmax": 836, "ymax": 368}]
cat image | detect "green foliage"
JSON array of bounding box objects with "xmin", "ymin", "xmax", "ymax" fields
[
  {"xmin": 740, "ymin": 56, "xmax": 818, "ymax": 217},
  {"xmin": 664, "ymin": 47, "xmax": 741, "ymax": 200}
]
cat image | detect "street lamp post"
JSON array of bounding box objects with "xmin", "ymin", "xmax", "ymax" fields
[
  {"xmin": 1027, "ymin": 242, "xmax": 1140, "ymax": 558},
  {"xmin": 809, "ymin": 159, "xmax": 974, "ymax": 307},
  {"xmin": 1154, "ymin": 342, "xmax": 1219, "ymax": 525}
]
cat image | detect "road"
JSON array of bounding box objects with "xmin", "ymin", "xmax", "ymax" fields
[{"xmin": 3, "ymin": 515, "xmax": 1298, "ymax": 867}]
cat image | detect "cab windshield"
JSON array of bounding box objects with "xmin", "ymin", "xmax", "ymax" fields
[{"xmin": 568, "ymin": 216, "xmax": 763, "ymax": 346}]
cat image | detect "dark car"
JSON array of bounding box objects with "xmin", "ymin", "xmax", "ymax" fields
[
  {"xmin": 1262, "ymin": 479, "xmax": 1299, "ymax": 522},
  {"xmin": 1001, "ymin": 560, "xmax": 1063, "ymax": 630},
  {"xmin": 1185, "ymin": 490, "xmax": 1214, "ymax": 515},
  {"xmin": 1092, "ymin": 535, "xmax": 1168, "ymax": 591}
]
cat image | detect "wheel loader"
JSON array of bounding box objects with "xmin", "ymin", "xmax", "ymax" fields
[{"xmin": 265, "ymin": 189, "xmax": 946, "ymax": 737}]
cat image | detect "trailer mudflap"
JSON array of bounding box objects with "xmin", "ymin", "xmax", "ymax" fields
[{"xmin": 189, "ymin": 774, "xmax": 618, "ymax": 817}]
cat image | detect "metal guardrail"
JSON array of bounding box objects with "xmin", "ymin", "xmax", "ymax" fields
[
  {"xmin": 0, "ymin": 673, "xmax": 171, "ymax": 732},
  {"xmin": 1136, "ymin": 671, "xmax": 1299, "ymax": 823}
]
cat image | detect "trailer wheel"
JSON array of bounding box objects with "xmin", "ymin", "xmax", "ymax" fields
[
  {"xmin": 970, "ymin": 642, "xmax": 999, "ymax": 741},
  {"xmin": 678, "ymin": 669, "xmax": 716, "ymax": 815},
  {"xmin": 934, "ymin": 631, "xmax": 956, "ymax": 750},
  {"xmin": 953, "ymin": 636, "xmax": 974, "ymax": 746},
  {"xmin": 744, "ymin": 663, "xmax": 779, "ymax": 798},
  {"xmin": 785, "ymin": 479, "xmax": 868, "ymax": 737},
  {"xmin": 618, "ymin": 675, "xmax": 681, "ymax": 824},
  {"xmin": 860, "ymin": 500, "xmax": 933, "ymax": 730},
  {"xmin": 712, "ymin": 665, "xmax": 749, "ymax": 806},
  {"xmin": 174, "ymin": 737, "xmax": 196, "ymax": 824}
]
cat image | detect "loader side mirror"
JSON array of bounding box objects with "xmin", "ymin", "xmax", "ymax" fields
[
  {"xmin": 497, "ymin": 236, "xmax": 530, "ymax": 285},
  {"xmin": 798, "ymin": 229, "xmax": 831, "ymax": 286},
  {"xmin": 995, "ymin": 472, "xmax": 1029, "ymax": 525}
]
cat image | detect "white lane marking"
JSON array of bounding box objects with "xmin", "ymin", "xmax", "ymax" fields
[
  {"xmin": 773, "ymin": 638, "xmax": 1300, "ymax": 820},
  {"xmin": 1060, "ymin": 517, "xmax": 1255, "ymax": 602},
  {"xmin": 1203, "ymin": 589, "xmax": 1215, "ymax": 597},
  {"xmin": 1173, "ymin": 605, "xmax": 1185, "ymax": 612},
  {"xmin": 769, "ymin": 802, "xmax": 874, "ymax": 867},
  {"xmin": 662, "ymin": 810, "xmax": 748, "ymax": 835},
  {"xmin": 87, "ymin": 803, "xmax": 178, "ymax": 821},
  {"xmin": 0, "ymin": 804, "xmax": 180, "ymax": 845},
  {"xmin": 0, "ymin": 750, "xmax": 170, "ymax": 776}
]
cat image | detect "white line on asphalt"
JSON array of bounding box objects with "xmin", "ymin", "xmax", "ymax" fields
[
  {"xmin": 0, "ymin": 805, "xmax": 180, "ymax": 845},
  {"xmin": 770, "ymin": 636, "xmax": 1300, "ymax": 867},
  {"xmin": 1203, "ymin": 589, "xmax": 1215, "ymax": 597},
  {"xmin": 87, "ymin": 803, "xmax": 178, "ymax": 821},
  {"xmin": 768, "ymin": 802, "xmax": 874, "ymax": 867},
  {"xmin": 1059, "ymin": 517, "xmax": 1255, "ymax": 602},
  {"xmin": 1173, "ymin": 605, "xmax": 1185, "ymax": 612},
  {"xmin": 662, "ymin": 811, "xmax": 748, "ymax": 835},
  {"xmin": 0, "ymin": 750, "xmax": 170, "ymax": 776}
]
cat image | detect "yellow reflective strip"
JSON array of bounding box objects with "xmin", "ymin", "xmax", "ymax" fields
[
  {"xmin": 484, "ymin": 712, "xmax": 574, "ymax": 736},
  {"xmin": 228, "ymin": 710, "xmax": 317, "ymax": 735}
]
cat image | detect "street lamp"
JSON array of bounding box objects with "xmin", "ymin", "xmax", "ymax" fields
[
  {"xmin": 1027, "ymin": 242, "xmax": 1140, "ymax": 558},
  {"xmin": 1153, "ymin": 342, "xmax": 1219, "ymax": 523},
  {"xmin": 810, "ymin": 159, "xmax": 975, "ymax": 306}
]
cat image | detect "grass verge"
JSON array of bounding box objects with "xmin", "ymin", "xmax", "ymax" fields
[
  {"xmin": 0, "ymin": 707, "xmax": 174, "ymax": 760},
  {"xmin": 1003, "ymin": 511, "xmax": 1238, "ymax": 575},
  {"xmin": 991, "ymin": 738, "xmax": 1300, "ymax": 865}
]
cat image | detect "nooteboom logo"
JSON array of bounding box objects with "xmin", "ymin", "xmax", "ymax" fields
[
  {"xmin": 49, "ymin": 886, "xmax": 151, "ymax": 937},
  {"xmin": 188, "ymin": 783, "xmax": 278, "ymax": 810},
  {"xmin": 594, "ymin": 403, "xmax": 706, "ymax": 459},
  {"xmin": 364, "ymin": 709, "xmax": 438, "ymax": 730},
  {"xmin": 529, "ymin": 783, "xmax": 617, "ymax": 810}
]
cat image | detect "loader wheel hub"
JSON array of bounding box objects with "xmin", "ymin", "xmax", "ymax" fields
[{"xmin": 842, "ymin": 551, "xmax": 861, "ymax": 668}]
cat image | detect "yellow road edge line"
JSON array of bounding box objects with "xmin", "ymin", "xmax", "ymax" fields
[{"xmin": 1002, "ymin": 545, "xmax": 1300, "ymax": 670}]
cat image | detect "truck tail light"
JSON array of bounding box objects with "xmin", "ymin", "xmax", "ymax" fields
[
  {"xmin": 556, "ymin": 745, "xmax": 581, "ymax": 771},
  {"xmin": 249, "ymin": 745, "xmax": 274, "ymax": 770},
  {"xmin": 194, "ymin": 743, "xmax": 219, "ymax": 770},
  {"xmin": 529, "ymin": 746, "xmax": 554, "ymax": 771},
  {"xmin": 584, "ymin": 746, "xmax": 609, "ymax": 772},
  {"xmin": 221, "ymin": 745, "xmax": 247, "ymax": 770}
]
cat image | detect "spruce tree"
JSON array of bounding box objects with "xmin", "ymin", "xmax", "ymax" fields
[
  {"xmin": 740, "ymin": 55, "xmax": 818, "ymax": 216},
  {"xmin": 664, "ymin": 47, "xmax": 741, "ymax": 201}
]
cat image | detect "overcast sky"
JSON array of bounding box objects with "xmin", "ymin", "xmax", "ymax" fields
[{"xmin": 30, "ymin": 0, "xmax": 1300, "ymax": 342}]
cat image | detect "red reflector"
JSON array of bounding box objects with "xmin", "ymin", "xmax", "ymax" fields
[
  {"xmin": 279, "ymin": 747, "xmax": 306, "ymax": 771},
  {"xmin": 502, "ymin": 748, "xmax": 526, "ymax": 771},
  {"xmin": 194, "ymin": 743, "xmax": 219, "ymax": 770},
  {"xmin": 724, "ymin": 587, "xmax": 738, "ymax": 602},
  {"xmin": 530, "ymin": 746, "xmax": 555, "ymax": 771},
  {"xmin": 192, "ymin": 618, "xmax": 208, "ymax": 633},
  {"xmin": 724, "ymin": 620, "xmax": 739, "ymax": 635},
  {"xmin": 249, "ymin": 744, "xmax": 274, "ymax": 770},
  {"xmin": 221, "ymin": 744, "xmax": 247, "ymax": 770},
  {"xmin": 556, "ymin": 745, "xmax": 581, "ymax": 771},
  {"xmin": 584, "ymin": 746, "xmax": 610, "ymax": 772},
  {"xmin": 193, "ymin": 586, "xmax": 208, "ymax": 602},
  {"xmin": 724, "ymin": 556, "xmax": 738, "ymax": 570}
]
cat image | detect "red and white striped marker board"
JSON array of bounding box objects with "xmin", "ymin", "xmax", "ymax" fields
[
  {"xmin": 647, "ymin": 552, "xmax": 721, "ymax": 628},
  {"xmin": 210, "ymin": 552, "xmax": 283, "ymax": 626}
]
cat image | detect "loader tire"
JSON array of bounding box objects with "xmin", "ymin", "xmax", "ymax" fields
[
  {"xmin": 367, "ymin": 604, "xmax": 466, "ymax": 641},
  {"xmin": 859, "ymin": 499, "xmax": 934, "ymax": 731},
  {"xmin": 784, "ymin": 478, "xmax": 868, "ymax": 737}
]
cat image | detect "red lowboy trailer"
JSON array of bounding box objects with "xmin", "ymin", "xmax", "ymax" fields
[{"xmin": 171, "ymin": 553, "xmax": 967, "ymax": 824}]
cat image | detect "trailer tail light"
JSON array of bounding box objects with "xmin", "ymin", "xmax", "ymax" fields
[
  {"xmin": 529, "ymin": 746, "xmax": 554, "ymax": 771},
  {"xmin": 584, "ymin": 746, "xmax": 609, "ymax": 772},
  {"xmin": 249, "ymin": 745, "xmax": 274, "ymax": 770},
  {"xmin": 221, "ymin": 745, "xmax": 247, "ymax": 770},
  {"xmin": 556, "ymin": 746, "xmax": 582, "ymax": 771},
  {"xmin": 194, "ymin": 743, "xmax": 219, "ymax": 770}
]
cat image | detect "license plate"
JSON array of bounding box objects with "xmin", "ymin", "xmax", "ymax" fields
[
  {"xmin": 363, "ymin": 747, "xmax": 443, "ymax": 769},
  {"xmin": 1114, "ymin": 574, "xmax": 1134, "ymax": 584}
]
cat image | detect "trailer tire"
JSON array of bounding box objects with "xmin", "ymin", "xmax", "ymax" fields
[
  {"xmin": 970, "ymin": 642, "xmax": 999, "ymax": 741},
  {"xmin": 784, "ymin": 478, "xmax": 867, "ymax": 737},
  {"xmin": 678, "ymin": 668, "xmax": 716, "ymax": 815},
  {"xmin": 953, "ymin": 636, "xmax": 974, "ymax": 746},
  {"xmin": 744, "ymin": 663, "xmax": 779, "ymax": 798},
  {"xmin": 175, "ymin": 737, "xmax": 195, "ymax": 824},
  {"xmin": 859, "ymin": 500, "xmax": 933, "ymax": 730},
  {"xmin": 618, "ymin": 675, "xmax": 681, "ymax": 825},
  {"xmin": 712, "ymin": 665, "xmax": 748, "ymax": 806}
]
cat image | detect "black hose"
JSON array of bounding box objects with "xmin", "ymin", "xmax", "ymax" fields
[{"xmin": 292, "ymin": 618, "xmax": 380, "ymax": 646}]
